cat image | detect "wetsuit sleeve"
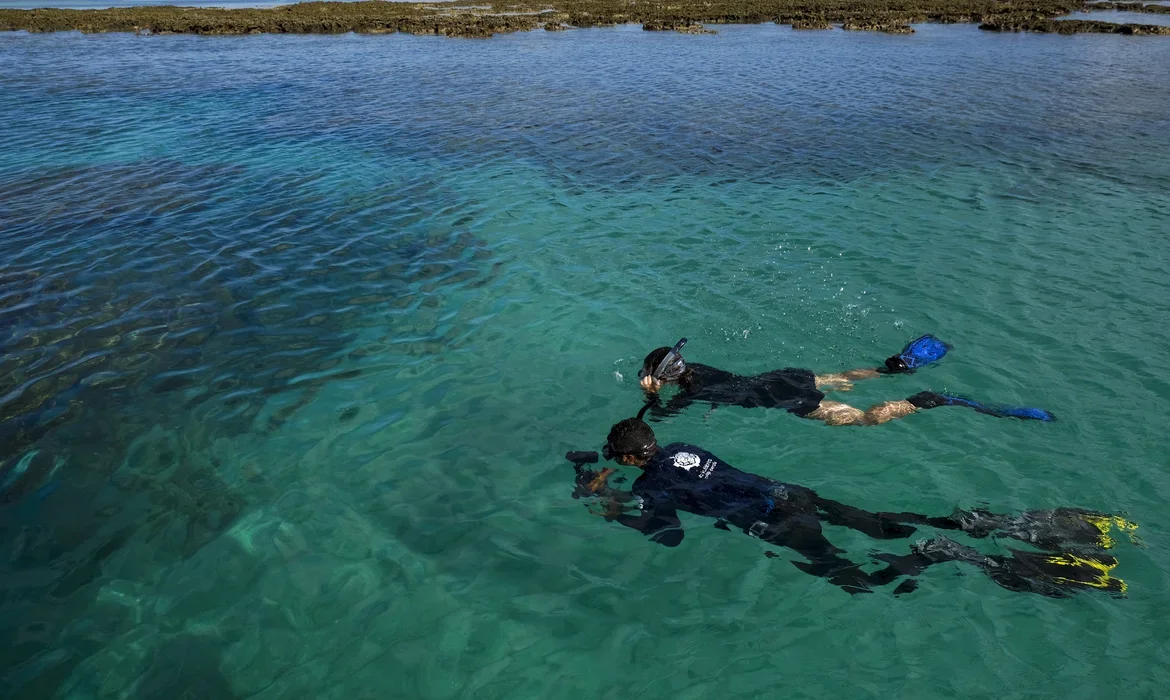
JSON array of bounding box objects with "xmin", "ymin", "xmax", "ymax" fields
[
  {"xmin": 614, "ymin": 503, "xmax": 684, "ymax": 547},
  {"xmin": 649, "ymin": 393, "xmax": 694, "ymax": 420},
  {"xmin": 640, "ymin": 391, "xmax": 693, "ymax": 421}
]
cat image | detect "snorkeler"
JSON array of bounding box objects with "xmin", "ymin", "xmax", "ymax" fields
[
  {"xmin": 637, "ymin": 337, "xmax": 1054, "ymax": 426},
  {"xmin": 565, "ymin": 417, "xmax": 1129, "ymax": 597}
]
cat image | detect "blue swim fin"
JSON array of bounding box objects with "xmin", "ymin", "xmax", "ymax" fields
[
  {"xmin": 907, "ymin": 391, "xmax": 1056, "ymax": 422},
  {"xmin": 882, "ymin": 335, "xmax": 951, "ymax": 374}
]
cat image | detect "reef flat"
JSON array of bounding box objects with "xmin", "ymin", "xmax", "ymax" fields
[{"xmin": 2, "ymin": 0, "xmax": 1170, "ymax": 37}]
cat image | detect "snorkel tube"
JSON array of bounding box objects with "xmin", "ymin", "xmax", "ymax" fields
[
  {"xmin": 566, "ymin": 402, "xmax": 656, "ymax": 467},
  {"xmin": 568, "ymin": 402, "xmax": 659, "ymax": 468},
  {"xmin": 651, "ymin": 337, "xmax": 688, "ymax": 382},
  {"xmin": 568, "ymin": 339, "xmax": 687, "ymax": 483}
]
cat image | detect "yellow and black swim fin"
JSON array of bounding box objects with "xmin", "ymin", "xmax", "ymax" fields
[
  {"xmin": 951, "ymin": 507, "xmax": 1141, "ymax": 552},
  {"xmin": 909, "ymin": 536, "xmax": 1128, "ymax": 598},
  {"xmin": 1004, "ymin": 549, "xmax": 1127, "ymax": 597}
]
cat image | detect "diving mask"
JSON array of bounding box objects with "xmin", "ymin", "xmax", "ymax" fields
[
  {"xmin": 602, "ymin": 438, "xmax": 657, "ymax": 462},
  {"xmin": 648, "ymin": 337, "xmax": 688, "ymax": 382}
]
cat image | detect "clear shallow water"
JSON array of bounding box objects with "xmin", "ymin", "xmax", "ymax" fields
[{"xmin": 2, "ymin": 23, "xmax": 1170, "ymax": 700}]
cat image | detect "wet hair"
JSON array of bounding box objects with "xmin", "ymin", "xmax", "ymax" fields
[{"xmin": 606, "ymin": 418, "xmax": 658, "ymax": 460}]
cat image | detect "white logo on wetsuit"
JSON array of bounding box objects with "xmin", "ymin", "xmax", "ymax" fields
[{"xmin": 671, "ymin": 452, "xmax": 717, "ymax": 479}]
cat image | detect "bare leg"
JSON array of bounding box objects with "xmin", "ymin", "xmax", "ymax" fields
[
  {"xmin": 805, "ymin": 399, "xmax": 918, "ymax": 427},
  {"xmin": 861, "ymin": 399, "xmax": 919, "ymax": 425},
  {"xmin": 815, "ymin": 367, "xmax": 881, "ymax": 392}
]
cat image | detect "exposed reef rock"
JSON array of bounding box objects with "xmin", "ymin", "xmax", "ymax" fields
[
  {"xmin": 980, "ymin": 15, "xmax": 1170, "ymax": 33},
  {"xmin": 792, "ymin": 17, "xmax": 833, "ymax": 29},
  {"xmin": 1083, "ymin": 2, "xmax": 1170, "ymax": 12},
  {"xmin": 842, "ymin": 19, "xmax": 915, "ymax": 31},
  {"xmin": 2, "ymin": 0, "xmax": 1166, "ymax": 37},
  {"xmin": 642, "ymin": 20, "xmax": 715, "ymax": 33}
]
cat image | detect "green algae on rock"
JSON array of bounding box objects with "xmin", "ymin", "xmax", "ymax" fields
[{"xmin": 1, "ymin": 0, "xmax": 1166, "ymax": 37}]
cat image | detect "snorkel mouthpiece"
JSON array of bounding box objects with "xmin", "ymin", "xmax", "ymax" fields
[{"xmin": 652, "ymin": 337, "xmax": 688, "ymax": 381}]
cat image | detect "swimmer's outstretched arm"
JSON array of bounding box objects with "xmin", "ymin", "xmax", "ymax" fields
[{"xmin": 611, "ymin": 503, "xmax": 684, "ymax": 547}]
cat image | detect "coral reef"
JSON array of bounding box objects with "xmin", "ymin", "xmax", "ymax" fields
[{"xmin": 4, "ymin": 0, "xmax": 1161, "ymax": 38}]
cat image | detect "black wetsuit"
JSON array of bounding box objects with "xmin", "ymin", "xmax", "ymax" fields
[
  {"xmin": 645, "ymin": 364, "xmax": 824, "ymax": 421},
  {"xmin": 612, "ymin": 442, "xmax": 948, "ymax": 593},
  {"xmin": 572, "ymin": 445, "xmax": 1125, "ymax": 597}
]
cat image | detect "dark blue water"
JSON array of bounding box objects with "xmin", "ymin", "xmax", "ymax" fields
[{"xmin": 2, "ymin": 24, "xmax": 1170, "ymax": 700}]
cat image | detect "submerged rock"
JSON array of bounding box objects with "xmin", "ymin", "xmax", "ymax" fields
[
  {"xmin": 792, "ymin": 18, "xmax": 834, "ymax": 29},
  {"xmin": 642, "ymin": 21, "xmax": 716, "ymax": 33},
  {"xmin": 841, "ymin": 19, "xmax": 916, "ymax": 31}
]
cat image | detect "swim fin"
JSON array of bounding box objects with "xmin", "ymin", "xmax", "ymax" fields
[
  {"xmin": 907, "ymin": 536, "xmax": 1127, "ymax": 598},
  {"xmin": 1000, "ymin": 549, "xmax": 1127, "ymax": 597},
  {"xmin": 907, "ymin": 391, "xmax": 1056, "ymax": 422},
  {"xmin": 951, "ymin": 507, "xmax": 1140, "ymax": 551},
  {"xmin": 882, "ymin": 335, "xmax": 951, "ymax": 374}
]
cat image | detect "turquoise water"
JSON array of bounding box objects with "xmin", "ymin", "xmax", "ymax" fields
[{"xmin": 2, "ymin": 24, "xmax": 1170, "ymax": 699}]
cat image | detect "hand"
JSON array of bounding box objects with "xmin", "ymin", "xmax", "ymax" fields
[
  {"xmin": 639, "ymin": 375, "xmax": 662, "ymax": 393},
  {"xmin": 587, "ymin": 470, "xmax": 612, "ymax": 493},
  {"xmin": 572, "ymin": 467, "xmax": 614, "ymax": 499},
  {"xmin": 587, "ymin": 499, "xmax": 630, "ymax": 521}
]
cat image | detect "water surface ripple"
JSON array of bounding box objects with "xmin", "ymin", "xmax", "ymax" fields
[{"xmin": 1, "ymin": 25, "xmax": 1169, "ymax": 700}]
